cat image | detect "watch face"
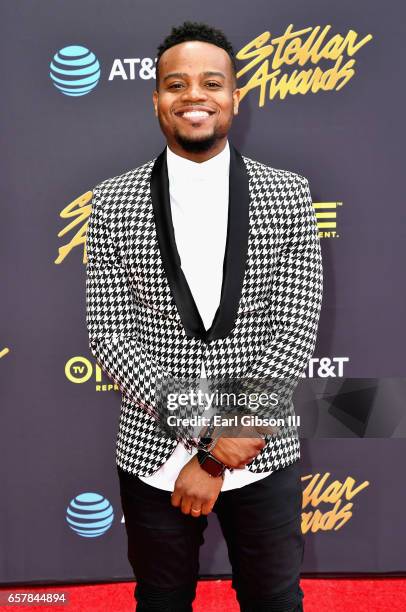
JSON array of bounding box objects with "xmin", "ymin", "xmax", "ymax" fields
[{"xmin": 203, "ymin": 455, "xmax": 224, "ymax": 478}]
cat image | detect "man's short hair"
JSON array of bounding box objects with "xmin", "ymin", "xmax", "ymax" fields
[{"xmin": 155, "ymin": 21, "xmax": 237, "ymax": 88}]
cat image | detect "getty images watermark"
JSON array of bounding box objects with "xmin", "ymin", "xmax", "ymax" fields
[
  {"xmin": 144, "ymin": 376, "xmax": 406, "ymax": 446},
  {"xmin": 149, "ymin": 376, "xmax": 299, "ymax": 447},
  {"xmin": 165, "ymin": 386, "xmax": 299, "ymax": 429}
]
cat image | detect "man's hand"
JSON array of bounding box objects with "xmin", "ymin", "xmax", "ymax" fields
[
  {"xmin": 171, "ymin": 455, "xmax": 223, "ymax": 517},
  {"xmin": 210, "ymin": 433, "xmax": 267, "ymax": 469}
]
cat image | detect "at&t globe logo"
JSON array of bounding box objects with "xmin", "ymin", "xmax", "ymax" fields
[
  {"xmin": 50, "ymin": 45, "xmax": 101, "ymax": 96},
  {"xmin": 66, "ymin": 492, "xmax": 114, "ymax": 537}
]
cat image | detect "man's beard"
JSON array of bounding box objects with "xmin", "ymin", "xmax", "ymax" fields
[{"xmin": 173, "ymin": 129, "xmax": 219, "ymax": 154}]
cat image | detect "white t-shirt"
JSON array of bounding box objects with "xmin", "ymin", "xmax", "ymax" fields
[{"xmin": 139, "ymin": 140, "xmax": 272, "ymax": 491}]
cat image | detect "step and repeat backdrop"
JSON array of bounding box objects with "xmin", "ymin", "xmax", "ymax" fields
[{"xmin": 2, "ymin": 0, "xmax": 405, "ymax": 584}]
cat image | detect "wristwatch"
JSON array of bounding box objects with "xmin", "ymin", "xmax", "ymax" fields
[{"xmin": 197, "ymin": 449, "xmax": 226, "ymax": 478}]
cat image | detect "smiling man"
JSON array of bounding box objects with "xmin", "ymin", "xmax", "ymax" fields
[
  {"xmin": 153, "ymin": 33, "xmax": 236, "ymax": 159},
  {"xmin": 86, "ymin": 20, "xmax": 323, "ymax": 612}
]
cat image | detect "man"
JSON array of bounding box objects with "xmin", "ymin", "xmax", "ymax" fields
[{"xmin": 85, "ymin": 21, "xmax": 323, "ymax": 612}]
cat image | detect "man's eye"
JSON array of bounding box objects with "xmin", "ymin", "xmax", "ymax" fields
[{"xmin": 167, "ymin": 82, "xmax": 221, "ymax": 90}]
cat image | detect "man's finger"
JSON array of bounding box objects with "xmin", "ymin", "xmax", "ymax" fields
[
  {"xmin": 180, "ymin": 496, "xmax": 192, "ymax": 515},
  {"xmin": 171, "ymin": 491, "xmax": 181, "ymax": 508},
  {"xmin": 190, "ymin": 501, "xmax": 203, "ymax": 518},
  {"xmin": 201, "ymin": 500, "xmax": 214, "ymax": 515}
]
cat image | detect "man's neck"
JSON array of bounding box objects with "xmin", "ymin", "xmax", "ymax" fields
[{"xmin": 166, "ymin": 137, "xmax": 228, "ymax": 163}]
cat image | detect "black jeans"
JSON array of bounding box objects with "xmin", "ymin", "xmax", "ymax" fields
[{"xmin": 117, "ymin": 460, "xmax": 305, "ymax": 612}]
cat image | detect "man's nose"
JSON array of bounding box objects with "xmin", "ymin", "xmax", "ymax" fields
[{"xmin": 181, "ymin": 83, "xmax": 208, "ymax": 100}]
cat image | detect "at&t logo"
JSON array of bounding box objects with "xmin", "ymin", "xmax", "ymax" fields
[
  {"xmin": 50, "ymin": 45, "xmax": 101, "ymax": 97},
  {"xmin": 66, "ymin": 492, "xmax": 114, "ymax": 537}
]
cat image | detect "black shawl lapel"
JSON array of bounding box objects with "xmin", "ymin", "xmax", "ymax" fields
[{"xmin": 150, "ymin": 141, "xmax": 250, "ymax": 343}]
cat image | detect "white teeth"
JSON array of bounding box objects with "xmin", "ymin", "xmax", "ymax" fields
[{"xmin": 181, "ymin": 110, "xmax": 210, "ymax": 118}]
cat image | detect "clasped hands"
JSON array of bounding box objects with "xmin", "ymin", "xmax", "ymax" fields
[{"xmin": 171, "ymin": 423, "xmax": 277, "ymax": 518}]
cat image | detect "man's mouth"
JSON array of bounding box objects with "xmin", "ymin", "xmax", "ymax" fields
[{"xmin": 174, "ymin": 109, "xmax": 215, "ymax": 122}]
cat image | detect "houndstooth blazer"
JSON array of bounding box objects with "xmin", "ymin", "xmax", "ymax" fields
[{"xmin": 85, "ymin": 141, "xmax": 323, "ymax": 477}]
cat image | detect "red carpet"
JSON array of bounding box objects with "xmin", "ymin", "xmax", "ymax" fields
[{"xmin": 1, "ymin": 578, "xmax": 406, "ymax": 611}]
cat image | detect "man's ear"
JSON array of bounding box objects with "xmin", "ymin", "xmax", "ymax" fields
[
  {"xmin": 233, "ymin": 88, "xmax": 241, "ymax": 115},
  {"xmin": 152, "ymin": 90, "xmax": 158, "ymax": 117}
]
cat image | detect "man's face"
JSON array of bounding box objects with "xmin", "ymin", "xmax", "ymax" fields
[{"xmin": 152, "ymin": 40, "xmax": 240, "ymax": 156}]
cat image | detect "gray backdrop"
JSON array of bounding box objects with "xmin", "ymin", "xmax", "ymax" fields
[{"xmin": 1, "ymin": 0, "xmax": 406, "ymax": 584}]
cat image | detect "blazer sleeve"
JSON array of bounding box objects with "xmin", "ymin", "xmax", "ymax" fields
[
  {"xmin": 244, "ymin": 176, "xmax": 323, "ymax": 387},
  {"xmin": 85, "ymin": 185, "xmax": 170, "ymax": 422}
]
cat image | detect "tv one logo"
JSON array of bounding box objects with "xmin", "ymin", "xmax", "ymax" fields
[
  {"xmin": 65, "ymin": 356, "xmax": 119, "ymax": 391},
  {"xmin": 49, "ymin": 45, "xmax": 156, "ymax": 97}
]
